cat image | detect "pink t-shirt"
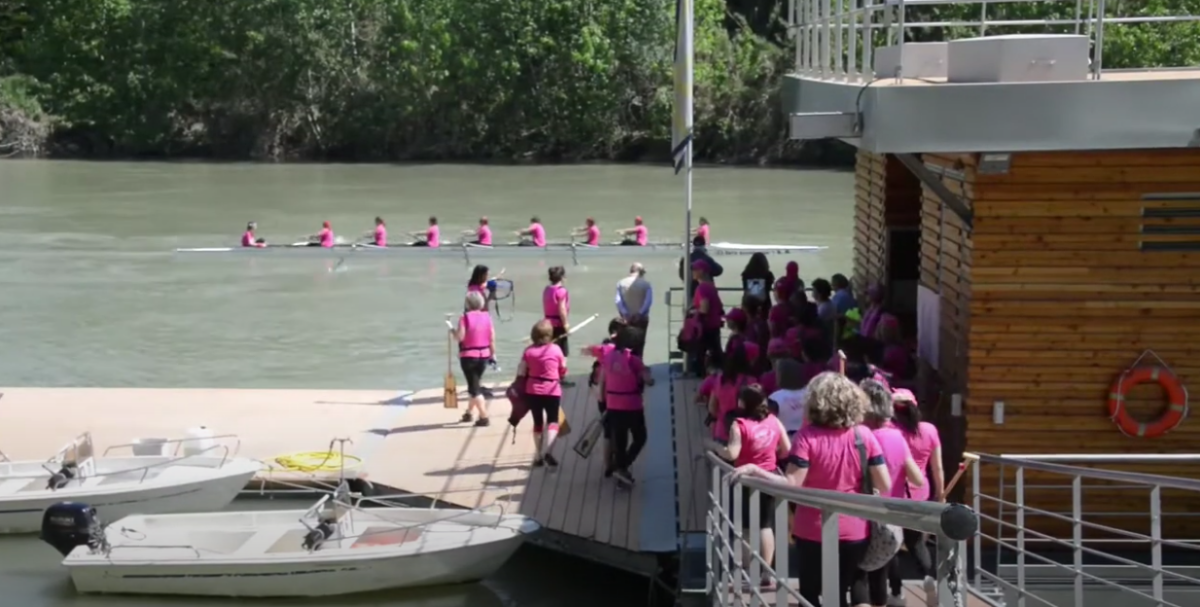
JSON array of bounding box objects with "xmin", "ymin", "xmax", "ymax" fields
[
  {"xmin": 587, "ymin": 342, "xmax": 616, "ymax": 359},
  {"xmin": 374, "ymin": 225, "xmax": 387, "ymax": 246},
  {"xmin": 632, "ymin": 225, "xmax": 648, "ymax": 245},
  {"xmin": 242, "ymin": 231, "xmax": 256, "ymax": 247},
  {"xmin": 788, "ymin": 425, "xmax": 883, "ymax": 541},
  {"xmin": 523, "ymin": 344, "xmax": 566, "ymax": 396},
  {"xmin": 697, "ymin": 224, "xmax": 710, "ymax": 244},
  {"xmin": 542, "ymin": 284, "xmax": 569, "ymax": 328},
  {"xmin": 467, "ymin": 283, "xmax": 486, "ymax": 297},
  {"xmin": 692, "ymin": 282, "xmax": 724, "ymax": 329},
  {"xmin": 873, "ymin": 426, "xmax": 912, "ymax": 499},
  {"xmin": 904, "ymin": 422, "xmax": 942, "ymax": 502},
  {"xmin": 602, "ymin": 348, "xmax": 646, "ymax": 411},
  {"xmin": 426, "ymin": 225, "xmax": 440, "ymax": 248},
  {"xmin": 477, "ymin": 225, "xmax": 493, "ymax": 245},
  {"xmin": 529, "ymin": 223, "xmax": 546, "ymax": 247},
  {"xmin": 712, "ymin": 373, "xmax": 755, "ymax": 442},
  {"xmin": 734, "ymin": 415, "xmax": 782, "ymax": 471},
  {"xmin": 698, "ymin": 374, "xmax": 719, "ymax": 401},
  {"xmin": 458, "ymin": 310, "xmax": 493, "ymax": 359},
  {"xmin": 318, "ymin": 228, "xmax": 334, "ymax": 248},
  {"xmin": 586, "ymin": 225, "xmax": 600, "ymax": 246}
]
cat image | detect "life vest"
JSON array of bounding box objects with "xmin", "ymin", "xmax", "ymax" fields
[{"xmin": 841, "ymin": 307, "xmax": 863, "ymax": 340}]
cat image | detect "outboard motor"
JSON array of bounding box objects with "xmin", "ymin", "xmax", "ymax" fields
[
  {"xmin": 46, "ymin": 463, "xmax": 77, "ymax": 490},
  {"xmin": 302, "ymin": 517, "xmax": 336, "ymax": 552},
  {"xmin": 40, "ymin": 502, "xmax": 107, "ymax": 557}
]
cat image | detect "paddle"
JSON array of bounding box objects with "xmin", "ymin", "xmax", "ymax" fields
[
  {"xmin": 517, "ymin": 313, "xmax": 599, "ymax": 345},
  {"xmin": 943, "ymin": 452, "xmax": 980, "ymax": 500},
  {"xmin": 443, "ymin": 315, "xmax": 458, "ymax": 409}
]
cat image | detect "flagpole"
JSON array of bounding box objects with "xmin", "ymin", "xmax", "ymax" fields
[{"xmin": 675, "ymin": 0, "xmax": 695, "ymax": 374}]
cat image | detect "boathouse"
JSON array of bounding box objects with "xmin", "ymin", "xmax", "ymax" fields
[{"xmin": 784, "ymin": 1, "xmax": 1200, "ymax": 543}]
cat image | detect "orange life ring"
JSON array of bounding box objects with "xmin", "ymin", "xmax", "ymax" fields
[{"xmin": 1107, "ymin": 366, "xmax": 1189, "ymax": 438}]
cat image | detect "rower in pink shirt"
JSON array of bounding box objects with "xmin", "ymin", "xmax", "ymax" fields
[
  {"xmin": 411, "ymin": 216, "xmax": 440, "ymax": 247},
  {"xmin": 692, "ymin": 217, "xmax": 711, "ymax": 245},
  {"xmin": 372, "ymin": 217, "xmax": 388, "ymax": 246},
  {"xmin": 465, "ymin": 216, "xmax": 492, "ymax": 246},
  {"xmin": 571, "ymin": 217, "xmax": 601, "ymax": 246},
  {"xmin": 241, "ymin": 222, "xmax": 266, "ymax": 248},
  {"xmin": 618, "ymin": 216, "xmax": 648, "ymax": 246},
  {"xmin": 309, "ymin": 221, "xmax": 335, "ymax": 248},
  {"xmin": 517, "ymin": 216, "xmax": 547, "ymax": 247}
]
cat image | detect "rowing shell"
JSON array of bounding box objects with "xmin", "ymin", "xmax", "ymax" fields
[{"xmin": 174, "ymin": 241, "xmax": 825, "ymax": 257}]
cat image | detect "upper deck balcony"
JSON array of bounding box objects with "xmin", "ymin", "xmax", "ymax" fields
[{"xmin": 782, "ymin": 0, "xmax": 1200, "ymax": 152}]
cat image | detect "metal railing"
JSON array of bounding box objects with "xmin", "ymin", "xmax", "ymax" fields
[
  {"xmin": 968, "ymin": 452, "xmax": 1200, "ymax": 607},
  {"xmin": 786, "ymin": 0, "xmax": 1200, "ymax": 82},
  {"xmin": 705, "ymin": 451, "xmax": 978, "ymax": 607}
]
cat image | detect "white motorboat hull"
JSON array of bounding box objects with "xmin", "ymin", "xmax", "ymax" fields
[
  {"xmin": 0, "ymin": 456, "xmax": 260, "ymax": 534},
  {"xmin": 68, "ymin": 530, "xmax": 525, "ymax": 597},
  {"xmin": 60, "ymin": 508, "xmax": 539, "ymax": 598}
]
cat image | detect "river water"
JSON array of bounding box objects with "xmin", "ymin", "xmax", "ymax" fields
[{"xmin": 0, "ymin": 160, "xmax": 853, "ymax": 605}]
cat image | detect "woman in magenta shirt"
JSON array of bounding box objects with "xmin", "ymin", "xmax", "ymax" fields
[
  {"xmin": 410, "ymin": 216, "xmax": 440, "ymax": 247},
  {"xmin": 733, "ymin": 372, "xmax": 892, "ymax": 607},
  {"xmin": 713, "ymin": 384, "xmax": 790, "ymax": 591},
  {"xmin": 571, "ymin": 217, "xmax": 601, "ymax": 246},
  {"xmin": 517, "ymin": 216, "xmax": 547, "ymax": 247},
  {"xmin": 618, "ymin": 216, "xmax": 648, "ymax": 246},
  {"xmin": 455, "ymin": 292, "xmax": 496, "ymax": 427},
  {"xmin": 888, "ymin": 388, "xmax": 944, "ymax": 605},
  {"xmin": 465, "ymin": 216, "xmax": 492, "ymax": 246},
  {"xmin": 599, "ymin": 326, "xmax": 655, "ymax": 486},
  {"xmin": 861, "ymin": 379, "xmax": 927, "ymax": 607},
  {"xmin": 309, "ymin": 221, "xmax": 335, "ymax": 247},
  {"xmin": 517, "ymin": 320, "xmax": 568, "ymax": 468},
  {"xmin": 706, "ymin": 343, "xmax": 756, "ymax": 444},
  {"xmin": 690, "ymin": 259, "xmax": 725, "ymax": 369},
  {"xmin": 542, "ymin": 266, "xmax": 572, "ymax": 377},
  {"xmin": 691, "ymin": 217, "xmax": 711, "ymax": 244}
]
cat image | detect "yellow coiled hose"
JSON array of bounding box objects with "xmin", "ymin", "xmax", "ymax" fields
[{"xmin": 273, "ymin": 451, "xmax": 363, "ymax": 473}]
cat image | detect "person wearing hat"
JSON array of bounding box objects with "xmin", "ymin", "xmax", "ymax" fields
[
  {"xmin": 617, "ymin": 216, "xmax": 649, "ymax": 246},
  {"xmin": 689, "ymin": 258, "xmax": 725, "ymax": 371},
  {"xmin": 241, "ymin": 222, "xmax": 266, "ymax": 248},
  {"xmin": 678, "ymin": 235, "xmax": 724, "ymax": 299}
]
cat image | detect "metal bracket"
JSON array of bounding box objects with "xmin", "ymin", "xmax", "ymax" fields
[{"xmin": 894, "ymin": 153, "xmax": 974, "ymax": 231}]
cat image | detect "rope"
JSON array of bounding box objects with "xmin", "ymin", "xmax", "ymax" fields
[{"xmin": 273, "ymin": 451, "xmax": 363, "ymax": 473}]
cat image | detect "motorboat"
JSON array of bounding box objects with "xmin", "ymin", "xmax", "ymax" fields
[
  {"xmin": 41, "ymin": 482, "xmax": 539, "ymax": 597},
  {"xmin": 0, "ymin": 433, "xmax": 260, "ymax": 534}
]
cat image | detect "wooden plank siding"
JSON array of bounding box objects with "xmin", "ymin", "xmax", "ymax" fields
[
  {"xmin": 962, "ymin": 149, "xmax": 1200, "ymax": 541},
  {"xmin": 854, "ymin": 151, "xmax": 889, "ymax": 294}
]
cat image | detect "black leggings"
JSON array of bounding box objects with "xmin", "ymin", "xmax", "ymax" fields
[
  {"xmin": 607, "ymin": 409, "xmax": 646, "ymax": 470},
  {"xmin": 701, "ymin": 326, "xmax": 724, "ymax": 368},
  {"xmin": 459, "ymin": 357, "xmax": 487, "ymax": 397},
  {"xmin": 525, "ymin": 394, "xmax": 561, "ymax": 432},
  {"xmin": 795, "ymin": 538, "xmax": 870, "ymax": 607},
  {"xmin": 889, "ymin": 528, "xmax": 934, "ymax": 595}
]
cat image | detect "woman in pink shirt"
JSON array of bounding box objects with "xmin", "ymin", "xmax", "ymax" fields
[
  {"xmin": 583, "ymin": 318, "xmax": 626, "ymax": 473},
  {"xmin": 599, "ymin": 326, "xmax": 655, "ymax": 486},
  {"xmin": 571, "ymin": 217, "xmax": 601, "ymax": 246},
  {"xmin": 463, "ymin": 216, "xmax": 493, "ymax": 246},
  {"xmin": 690, "ymin": 259, "xmax": 725, "ymax": 368},
  {"xmin": 517, "ymin": 320, "xmax": 568, "ymax": 468},
  {"xmin": 309, "ymin": 221, "xmax": 335, "ymax": 247},
  {"xmin": 542, "ymin": 267, "xmax": 572, "ymax": 382},
  {"xmin": 241, "ymin": 222, "xmax": 266, "ymax": 247},
  {"xmin": 618, "ymin": 216, "xmax": 648, "ymax": 246},
  {"xmin": 713, "ymin": 384, "xmax": 790, "ymax": 590},
  {"xmin": 691, "ymin": 217, "xmax": 711, "ymax": 244},
  {"xmin": 371, "ymin": 217, "xmax": 388, "ymax": 246},
  {"xmin": 455, "ymin": 292, "xmax": 496, "ymax": 427},
  {"xmin": 410, "ymin": 216, "xmax": 440, "ymax": 247},
  {"xmin": 707, "ymin": 343, "xmax": 756, "ymax": 444},
  {"xmin": 861, "ymin": 379, "xmax": 926, "ymax": 607},
  {"xmin": 887, "ymin": 388, "xmax": 944, "ymax": 606},
  {"xmin": 733, "ymin": 372, "xmax": 892, "ymax": 607},
  {"xmin": 517, "ymin": 216, "xmax": 547, "ymax": 247}
]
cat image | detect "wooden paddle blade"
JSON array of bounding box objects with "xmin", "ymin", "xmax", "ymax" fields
[
  {"xmin": 443, "ymin": 373, "xmax": 458, "ymax": 409},
  {"xmin": 573, "ymin": 417, "xmax": 604, "ymax": 459},
  {"xmin": 557, "ymin": 408, "xmax": 571, "ymax": 437}
]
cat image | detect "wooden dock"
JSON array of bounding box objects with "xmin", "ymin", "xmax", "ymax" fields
[{"xmin": 671, "ymin": 375, "xmax": 710, "ymax": 533}]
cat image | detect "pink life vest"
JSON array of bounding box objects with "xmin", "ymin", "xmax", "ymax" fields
[
  {"xmin": 458, "ymin": 311, "xmax": 492, "ymax": 359},
  {"xmin": 603, "ymin": 348, "xmax": 646, "ymax": 411},
  {"xmin": 542, "ymin": 284, "xmax": 569, "ymax": 328}
]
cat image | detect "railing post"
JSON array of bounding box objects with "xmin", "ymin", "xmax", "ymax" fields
[
  {"xmin": 846, "ymin": 0, "xmax": 858, "ymax": 81},
  {"xmin": 1094, "ymin": 0, "xmax": 1106, "ymax": 78},
  {"xmin": 709, "ymin": 463, "xmax": 719, "ymax": 597},
  {"xmin": 732, "ymin": 480, "xmax": 744, "ymax": 603},
  {"xmin": 862, "ymin": 0, "xmax": 873, "ymax": 78},
  {"xmin": 1072, "ymin": 474, "xmax": 1083, "ymax": 607},
  {"xmin": 936, "ymin": 536, "xmax": 963, "ymax": 607},
  {"xmin": 719, "ymin": 466, "xmax": 732, "ymax": 605},
  {"xmin": 821, "ymin": 510, "xmax": 840, "ymax": 607},
  {"xmin": 773, "ymin": 498, "xmax": 790, "ymax": 606},
  {"xmin": 971, "ymin": 456, "xmax": 983, "ymax": 590},
  {"xmin": 748, "ymin": 489, "xmax": 762, "ymax": 607},
  {"xmin": 1016, "ymin": 467, "xmax": 1026, "ymax": 607},
  {"xmin": 1151, "ymin": 484, "xmax": 1164, "ymax": 607},
  {"xmin": 835, "ymin": 0, "xmax": 844, "ymax": 78}
]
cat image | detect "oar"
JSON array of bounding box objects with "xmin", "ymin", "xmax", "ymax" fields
[
  {"xmin": 443, "ymin": 314, "xmax": 458, "ymax": 409},
  {"xmin": 942, "ymin": 452, "xmax": 980, "ymax": 500},
  {"xmin": 518, "ymin": 313, "xmax": 599, "ymax": 344}
]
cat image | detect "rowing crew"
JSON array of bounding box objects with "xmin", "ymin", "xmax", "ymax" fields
[{"xmin": 240, "ymin": 216, "xmax": 714, "ymax": 248}]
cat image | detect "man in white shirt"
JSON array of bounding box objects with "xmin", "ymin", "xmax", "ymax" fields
[{"xmin": 615, "ymin": 263, "xmax": 653, "ymax": 356}]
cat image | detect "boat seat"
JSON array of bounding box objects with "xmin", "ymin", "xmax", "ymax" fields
[{"xmin": 351, "ymin": 526, "xmax": 424, "ymax": 549}]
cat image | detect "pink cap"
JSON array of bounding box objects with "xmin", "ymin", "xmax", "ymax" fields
[
  {"xmin": 767, "ymin": 337, "xmax": 790, "ymax": 357},
  {"xmin": 768, "ymin": 304, "xmax": 790, "ymax": 325},
  {"xmin": 725, "ymin": 308, "xmax": 747, "ymax": 323},
  {"xmin": 743, "ymin": 342, "xmax": 761, "ymax": 363},
  {"xmin": 691, "ymin": 259, "xmax": 710, "ymax": 272},
  {"xmin": 892, "ymin": 388, "xmax": 917, "ymax": 404}
]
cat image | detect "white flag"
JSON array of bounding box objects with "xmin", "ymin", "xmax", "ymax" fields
[{"xmin": 672, "ymin": 0, "xmax": 694, "ymax": 174}]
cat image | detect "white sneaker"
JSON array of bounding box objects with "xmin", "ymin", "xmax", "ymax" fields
[
  {"xmin": 887, "ymin": 592, "xmax": 907, "ymax": 607},
  {"xmin": 923, "ymin": 576, "xmax": 938, "ymax": 607}
]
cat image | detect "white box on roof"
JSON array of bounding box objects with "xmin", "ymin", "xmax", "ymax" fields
[
  {"xmin": 874, "ymin": 42, "xmax": 948, "ymax": 79},
  {"xmin": 947, "ymin": 34, "xmax": 1090, "ymax": 83}
]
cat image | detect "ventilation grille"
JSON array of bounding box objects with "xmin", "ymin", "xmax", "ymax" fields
[{"xmin": 1141, "ymin": 193, "xmax": 1200, "ymax": 251}]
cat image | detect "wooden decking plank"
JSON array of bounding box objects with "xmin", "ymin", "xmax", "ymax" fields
[
  {"xmin": 636, "ymin": 363, "xmax": 680, "ymax": 552},
  {"xmin": 574, "ymin": 382, "xmax": 606, "ymax": 541},
  {"xmin": 546, "ymin": 380, "xmax": 588, "ymax": 533},
  {"xmin": 561, "ymin": 381, "xmax": 600, "ymax": 538},
  {"xmin": 674, "ymin": 375, "xmax": 710, "ymax": 532},
  {"xmin": 594, "ymin": 411, "xmax": 619, "ymax": 545},
  {"xmin": 721, "ymin": 579, "xmax": 989, "ymax": 606}
]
